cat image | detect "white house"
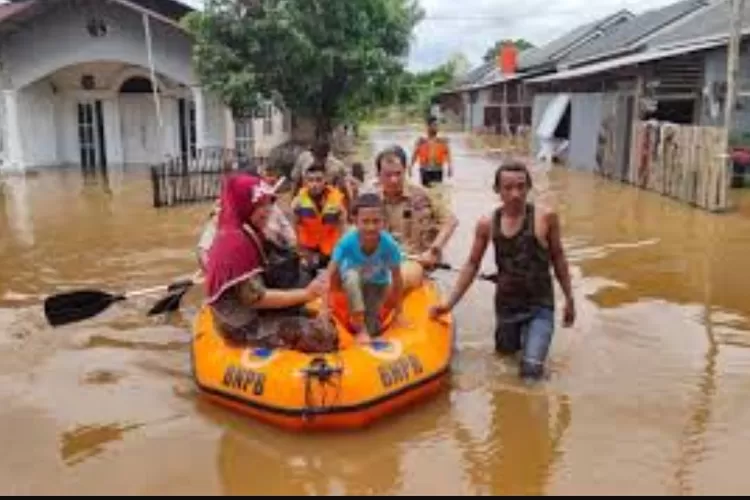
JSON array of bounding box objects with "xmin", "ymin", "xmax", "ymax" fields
[{"xmin": 0, "ymin": 0, "xmax": 290, "ymax": 173}]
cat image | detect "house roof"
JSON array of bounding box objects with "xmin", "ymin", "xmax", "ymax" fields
[
  {"xmin": 645, "ymin": 0, "xmax": 750, "ymax": 50},
  {"xmin": 560, "ymin": 0, "xmax": 709, "ymax": 67},
  {"xmin": 0, "ymin": 0, "xmax": 193, "ymax": 29},
  {"xmin": 517, "ymin": 9, "xmax": 634, "ymax": 70},
  {"xmin": 526, "ymin": 38, "xmax": 724, "ymax": 83},
  {"xmin": 438, "ymin": 9, "xmax": 636, "ymax": 95}
]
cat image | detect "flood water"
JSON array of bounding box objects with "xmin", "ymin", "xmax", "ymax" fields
[{"xmin": 2, "ymin": 126, "xmax": 750, "ymax": 495}]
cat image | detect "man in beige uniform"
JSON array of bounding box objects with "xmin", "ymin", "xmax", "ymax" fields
[{"xmin": 364, "ymin": 145, "xmax": 458, "ymax": 288}]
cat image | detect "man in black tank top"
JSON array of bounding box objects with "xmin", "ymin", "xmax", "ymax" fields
[{"xmin": 431, "ymin": 161, "xmax": 575, "ymax": 380}]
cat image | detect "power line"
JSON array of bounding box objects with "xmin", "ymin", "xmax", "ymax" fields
[{"xmin": 421, "ymin": 16, "xmax": 512, "ymax": 21}]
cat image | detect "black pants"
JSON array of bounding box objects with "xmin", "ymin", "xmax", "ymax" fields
[{"xmin": 420, "ymin": 168, "xmax": 444, "ymax": 188}]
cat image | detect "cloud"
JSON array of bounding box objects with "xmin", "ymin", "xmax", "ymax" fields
[
  {"xmin": 176, "ymin": 0, "xmax": 682, "ymax": 71},
  {"xmin": 410, "ymin": 0, "xmax": 680, "ymax": 71}
]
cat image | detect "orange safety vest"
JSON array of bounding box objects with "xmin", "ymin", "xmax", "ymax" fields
[
  {"xmin": 294, "ymin": 186, "xmax": 345, "ymax": 257},
  {"xmin": 415, "ymin": 137, "xmax": 450, "ymax": 169}
]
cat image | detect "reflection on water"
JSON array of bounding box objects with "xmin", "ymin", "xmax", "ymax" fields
[
  {"xmin": 1, "ymin": 129, "xmax": 750, "ymax": 494},
  {"xmin": 60, "ymin": 422, "xmax": 143, "ymax": 466}
]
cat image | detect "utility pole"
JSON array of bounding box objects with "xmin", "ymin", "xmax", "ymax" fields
[{"xmin": 724, "ymin": 0, "xmax": 744, "ymax": 208}]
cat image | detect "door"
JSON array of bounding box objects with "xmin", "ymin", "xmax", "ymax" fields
[
  {"xmin": 120, "ymin": 94, "xmax": 159, "ymax": 165},
  {"xmin": 78, "ymin": 101, "xmax": 107, "ymax": 175},
  {"xmin": 178, "ymin": 97, "xmax": 197, "ymax": 163}
]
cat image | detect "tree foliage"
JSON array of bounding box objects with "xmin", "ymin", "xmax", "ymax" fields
[
  {"xmin": 397, "ymin": 63, "xmax": 454, "ymax": 106},
  {"xmin": 482, "ymin": 38, "xmax": 535, "ymax": 63},
  {"xmin": 183, "ymin": 0, "xmax": 424, "ymax": 137}
]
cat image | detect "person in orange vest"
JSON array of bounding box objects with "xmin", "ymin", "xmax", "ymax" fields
[
  {"xmin": 291, "ymin": 162, "xmax": 349, "ymax": 272},
  {"xmin": 410, "ymin": 116, "xmax": 453, "ymax": 188}
]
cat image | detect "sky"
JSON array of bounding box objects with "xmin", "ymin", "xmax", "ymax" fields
[{"xmin": 183, "ymin": 0, "xmax": 680, "ymax": 71}]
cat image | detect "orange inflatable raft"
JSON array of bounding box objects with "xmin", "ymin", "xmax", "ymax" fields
[{"xmin": 191, "ymin": 278, "xmax": 455, "ymax": 431}]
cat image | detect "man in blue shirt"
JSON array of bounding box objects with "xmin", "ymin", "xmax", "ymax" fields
[{"xmin": 322, "ymin": 193, "xmax": 404, "ymax": 344}]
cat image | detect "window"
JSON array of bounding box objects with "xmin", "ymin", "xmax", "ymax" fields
[
  {"xmin": 235, "ymin": 117, "xmax": 254, "ymax": 159},
  {"xmin": 263, "ymin": 102, "xmax": 274, "ymax": 136},
  {"xmin": 486, "ymin": 83, "xmax": 533, "ymax": 134},
  {"xmin": 86, "ymin": 18, "xmax": 108, "ymax": 38}
]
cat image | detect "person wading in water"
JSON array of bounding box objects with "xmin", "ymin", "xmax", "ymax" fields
[{"xmin": 431, "ymin": 161, "xmax": 575, "ymax": 380}]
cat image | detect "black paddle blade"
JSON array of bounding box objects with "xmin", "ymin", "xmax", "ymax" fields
[
  {"xmin": 147, "ymin": 285, "xmax": 192, "ymax": 317},
  {"xmin": 44, "ymin": 290, "xmax": 124, "ymax": 327}
]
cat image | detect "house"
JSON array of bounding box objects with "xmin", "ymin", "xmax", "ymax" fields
[
  {"xmin": 0, "ymin": 0, "xmax": 290, "ymax": 174},
  {"xmin": 524, "ymin": 0, "xmax": 741, "ymax": 175},
  {"xmin": 435, "ymin": 9, "xmax": 635, "ymax": 133}
]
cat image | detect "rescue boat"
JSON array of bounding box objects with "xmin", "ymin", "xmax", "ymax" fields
[{"xmin": 191, "ymin": 278, "xmax": 455, "ymax": 431}]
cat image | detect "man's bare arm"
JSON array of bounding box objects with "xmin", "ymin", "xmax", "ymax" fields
[{"xmin": 443, "ymin": 216, "xmax": 491, "ymax": 309}]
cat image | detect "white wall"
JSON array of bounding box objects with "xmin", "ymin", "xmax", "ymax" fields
[
  {"xmin": 18, "ymin": 80, "xmax": 58, "ymax": 167},
  {"xmin": 252, "ymin": 107, "xmax": 291, "ymax": 156},
  {"xmin": 472, "ymin": 90, "xmax": 491, "ymax": 130},
  {"xmin": 1, "ymin": 0, "xmax": 195, "ymax": 90}
]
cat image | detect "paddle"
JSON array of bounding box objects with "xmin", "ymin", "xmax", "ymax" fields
[
  {"xmin": 146, "ymin": 271, "xmax": 204, "ymax": 316},
  {"xmin": 44, "ymin": 278, "xmax": 196, "ymax": 327}
]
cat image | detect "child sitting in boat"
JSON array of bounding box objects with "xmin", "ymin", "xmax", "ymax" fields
[{"xmin": 322, "ymin": 193, "xmax": 405, "ymax": 344}]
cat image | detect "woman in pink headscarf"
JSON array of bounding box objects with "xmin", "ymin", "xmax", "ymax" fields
[{"xmin": 205, "ymin": 173, "xmax": 336, "ymax": 351}]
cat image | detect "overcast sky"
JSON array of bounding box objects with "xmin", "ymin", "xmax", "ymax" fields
[{"xmin": 184, "ymin": 0, "xmax": 679, "ymax": 71}]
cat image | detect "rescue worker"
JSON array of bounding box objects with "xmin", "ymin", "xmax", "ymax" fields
[
  {"xmin": 410, "ymin": 116, "xmax": 453, "ymax": 188},
  {"xmin": 291, "ymin": 162, "xmax": 349, "ymax": 272},
  {"xmin": 291, "ymin": 139, "xmax": 349, "ymax": 198}
]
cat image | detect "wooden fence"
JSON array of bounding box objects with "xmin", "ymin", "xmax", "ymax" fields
[
  {"xmin": 150, "ymin": 148, "xmax": 265, "ymax": 208},
  {"xmin": 627, "ymin": 122, "xmax": 730, "ymax": 212}
]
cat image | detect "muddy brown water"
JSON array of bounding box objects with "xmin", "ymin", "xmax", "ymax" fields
[{"xmin": 1, "ymin": 127, "xmax": 750, "ymax": 495}]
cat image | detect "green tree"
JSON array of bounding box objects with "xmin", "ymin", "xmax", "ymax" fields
[
  {"xmin": 184, "ymin": 0, "xmax": 424, "ymax": 138},
  {"xmin": 482, "ymin": 38, "xmax": 535, "ymax": 63}
]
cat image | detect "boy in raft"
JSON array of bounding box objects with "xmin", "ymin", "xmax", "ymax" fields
[
  {"xmin": 290, "ymin": 162, "xmax": 349, "ymax": 273},
  {"xmin": 430, "ymin": 161, "xmax": 576, "ymax": 380},
  {"xmin": 364, "ymin": 145, "xmax": 458, "ymax": 289},
  {"xmin": 321, "ymin": 193, "xmax": 405, "ymax": 344}
]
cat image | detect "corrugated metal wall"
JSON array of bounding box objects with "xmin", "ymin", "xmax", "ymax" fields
[{"xmin": 568, "ymin": 93, "xmax": 604, "ymax": 171}]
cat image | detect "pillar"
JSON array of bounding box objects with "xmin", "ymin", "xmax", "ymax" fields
[
  {"xmin": 3, "ymin": 90, "xmax": 24, "ymax": 171},
  {"xmin": 192, "ymin": 85, "xmax": 206, "ymax": 151}
]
